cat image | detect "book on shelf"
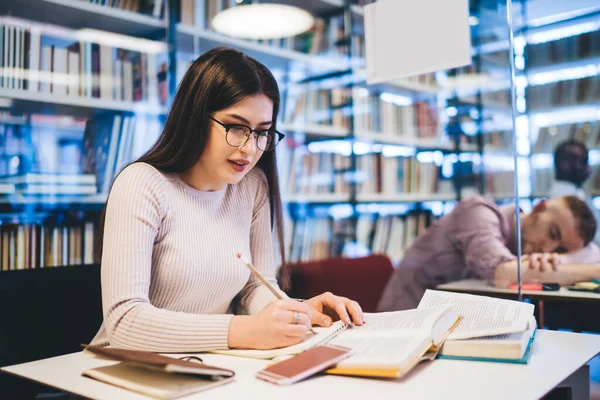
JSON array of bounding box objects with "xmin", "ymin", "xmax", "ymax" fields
[
  {"xmin": 356, "ymin": 153, "xmax": 441, "ymax": 195},
  {"xmin": 526, "ymin": 29, "xmax": 599, "ymax": 68},
  {"xmin": 285, "ymin": 86, "xmax": 352, "ymax": 130},
  {"xmin": 0, "ymin": 183, "xmax": 15, "ymax": 195},
  {"xmin": 0, "ymin": 17, "xmax": 163, "ymax": 105},
  {"xmin": 284, "ymin": 146, "xmax": 351, "ymax": 196},
  {"xmin": 0, "ymin": 221, "xmax": 96, "ymax": 271},
  {"xmin": 353, "ymin": 88, "xmax": 439, "ymax": 138},
  {"xmin": 180, "ymin": 0, "xmax": 349, "ymax": 57},
  {"xmin": 527, "ymin": 76, "xmax": 600, "ymax": 110},
  {"xmin": 82, "ymin": 114, "xmax": 161, "ymax": 194},
  {"xmin": 85, "ymin": 0, "xmax": 165, "ymax": 18}
]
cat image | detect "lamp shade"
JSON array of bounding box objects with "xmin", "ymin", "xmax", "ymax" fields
[{"xmin": 212, "ymin": 4, "xmax": 315, "ymax": 40}]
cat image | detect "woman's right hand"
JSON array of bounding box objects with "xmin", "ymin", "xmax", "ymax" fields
[{"xmin": 228, "ymin": 299, "xmax": 312, "ymax": 349}]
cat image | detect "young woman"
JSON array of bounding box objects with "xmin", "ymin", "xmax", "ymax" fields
[{"xmin": 90, "ymin": 47, "xmax": 364, "ymax": 352}]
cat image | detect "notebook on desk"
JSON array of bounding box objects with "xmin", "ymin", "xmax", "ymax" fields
[{"xmin": 82, "ymin": 345, "xmax": 235, "ymax": 399}]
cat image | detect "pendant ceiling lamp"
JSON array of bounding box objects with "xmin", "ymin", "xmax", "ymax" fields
[{"xmin": 212, "ymin": 4, "xmax": 315, "ymax": 40}]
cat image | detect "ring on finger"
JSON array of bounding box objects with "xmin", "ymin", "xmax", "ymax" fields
[{"xmin": 292, "ymin": 311, "xmax": 300, "ymax": 325}]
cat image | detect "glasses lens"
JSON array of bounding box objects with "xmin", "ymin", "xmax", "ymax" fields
[
  {"xmin": 226, "ymin": 125, "xmax": 249, "ymax": 147},
  {"xmin": 259, "ymin": 131, "xmax": 280, "ymax": 151}
]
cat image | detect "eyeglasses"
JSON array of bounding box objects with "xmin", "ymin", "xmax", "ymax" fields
[{"xmin": 209, "ymin": 116, "xmax": 284, "ymax": 152}]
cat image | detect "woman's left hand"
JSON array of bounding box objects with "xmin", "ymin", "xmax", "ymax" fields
[{"xmin": 304, "ymin": 292, "xmax": 365, "ymax": 327}]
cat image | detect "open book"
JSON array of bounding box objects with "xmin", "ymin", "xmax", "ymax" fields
[
  {"xmin": 324, "ymin": 305, "xmax": 460, "ymax": 378},
  {"xmin": 418, "ymin": 290, "xmax": 537, "ymax": 362},
  {"xmin": 215, "ymin": 305, "xmax": 461, "ymax": 378}
]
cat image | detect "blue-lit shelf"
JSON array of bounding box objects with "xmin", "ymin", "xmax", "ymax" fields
[
  {"xmin": 0, "ymin": 88, "xmax": 167, "ymax": 117},
  {"xmin": 279, "ymin": 123, "xmax": 350, "ymax": 138},
  {"xmin": 356, "ymin": 193, "xmax": 457, "ymax": 203},
  {"xmin": 0, "ymin": 0, "xmax": 165, "ymax": 37}
]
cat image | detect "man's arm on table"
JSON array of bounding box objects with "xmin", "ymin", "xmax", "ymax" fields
[{"xmin": 494, "ymin": 258, "xmax": 600, "ymax": 288}]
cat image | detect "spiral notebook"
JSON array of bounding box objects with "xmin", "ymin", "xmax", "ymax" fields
[{"xmin": 211, "ymin": 321, "xmax": 348, "ymax": 359}]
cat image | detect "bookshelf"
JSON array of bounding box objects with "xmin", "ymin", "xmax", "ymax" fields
[
  {"xmin": 524, "ymin": 12, "xmax": 600, "ymax": 203},
  {"xmin": 0, "ymin": 0, "xmax": 530, "ymax": 272},
  {"xmin": 0, "ymin": 0, "xmax": 166, "ymax": 37}
]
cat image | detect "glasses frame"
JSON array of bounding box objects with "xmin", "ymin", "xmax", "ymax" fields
[{"xmin": 209, "ymin": 116, "xmax": 285, "ymax": 152}]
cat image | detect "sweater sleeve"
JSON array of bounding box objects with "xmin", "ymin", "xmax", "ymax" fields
[
  {"xmin": 101, "ymin": 163, "xmax": 233, "ymax": 352},
  {"xmin": 239, "ymin": 169, "xmax": 287, "ymax": 315}
]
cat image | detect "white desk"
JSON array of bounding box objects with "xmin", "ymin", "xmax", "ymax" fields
[
  {"xmin": 2, "ymin": 330, "xmax": 600, "ymax": 400},
  {"xmin": 437, "ymin": 279, "xmax": 600, "ymax": 302}
]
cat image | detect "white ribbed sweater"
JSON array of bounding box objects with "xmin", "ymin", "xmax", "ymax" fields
[{"xmin": 90, "ymin": 162, "xmax": 284, "ymax": 352}]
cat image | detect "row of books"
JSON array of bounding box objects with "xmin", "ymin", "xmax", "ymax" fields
[
  {"xmin": 82, "ymin": 115, "xmax": 161, "ymax": 194},
  {"xmin": 526, "ymin": 30, "xmax": 599, "ymax": 68},
  {"xmin": 532, "ymin": 164, "xmax": 600, "ymax": 197},
  {"xmin": 484, "ymin": 171, "xmax": 514, "ymax": 195},
  {"xmin": 533, "ymin": 121, "xmax": 600, "ymax": 153},
  {"xmin": 285, "ymin": 87, "xmax": 351, "ymax": 129},
  {"xmin": 353, "ymin": 89, "xmax": 439, "ymax": 137},
  {"xmin": 356, "ymin": 154, "xmax": 447, "ymax": 195},
  {"xmin": 180, "ymin": 0, "xmax": 353, "ymax": 57},
  {"xmin": 484, "ymin": 130, "xmax": 513, "ymax": 153},
  {"xmin": 285, "ymin": 211, "xmax": 433, "ymax": 263},
  {"xmin": 0, "ymin": 222, "xmax": 96, "ymax": 271},
  {"xmin": 357, "ymin": 212, "xmax": 432, "ymax": 261},
  {"xmin": 0, "ymin": 112, "xmax": 161, "ymax": 196},
  {"xmin": 460, "ymin": 89, "xmax": 511, "ymax": 108},
  {"xmin": 0, "ymin": 18, "xmax": 167, "ymax": 104},
  {"xmin": 283, "ymin": 147, "xmax": 452, "ymax": 196},
  {"xmin": 85, "ymin": 0, "xmax": 165, "ymax": 18},
  {"xmin": 526, "ymin": 76, "xmax": 600, "ymax": 110},
  {"xmin": 285, "ymin": 148, "xmax": 351, "ymax": 196}
]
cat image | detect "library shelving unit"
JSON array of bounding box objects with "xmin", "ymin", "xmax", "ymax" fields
[
  {"xmin": 521, "ymin": 10, "xmax": 600, "ymax": 204},
  {"xmin": 0, "ymin": 0, "xmax": 520, "ymax": 272}
]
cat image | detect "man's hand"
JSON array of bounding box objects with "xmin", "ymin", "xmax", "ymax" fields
[{"xmin": 522, "ymin": 253, "xmax": 561, "ymax": 272}]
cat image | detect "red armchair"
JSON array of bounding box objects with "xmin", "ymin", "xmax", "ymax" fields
[{"xmin": 286, "ymin": 254, "xmax": 394, "ymax": 313}]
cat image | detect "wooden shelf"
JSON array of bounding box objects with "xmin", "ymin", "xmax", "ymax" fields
[
  {"xmin": 0, "ymin": 194, "xmax": 107, "ymax": 212},
  {"xmin": 354, "ymin": 130, "xmax": 456, "ymax": 151},
  {"xmin": 0, "ymin": 88, "xmax": 167, "ymax": 117},
  {"xmin": 177, "ymin": 24, "xmax": 349, "ymax": 72},
  {"xmin": 528, "ymin": 101, "xmax": 600, "ymax": 116},
  {"xmin": 357, "ymin": 193, "xmax": 457, "ymax": 202},
  {"xmin": 0, "ymin": 0, "xmax": 165, "ymax": 37},
  {"xmin": 280, "ymin": 123, "xmax": 350, "ymax": 138},
  {"xmin": 284, "ymin": 193, "xmax": 351, "ymax": 203},
  {"xmin": 527, "ymin": 55, "xmax": 600, "ymax": 78}
]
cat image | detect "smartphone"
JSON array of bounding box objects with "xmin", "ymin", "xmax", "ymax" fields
[
  {"xmin": 256, "ymin": 344, "xmax": 351, "ymax": 385},
  {"xmin": 541, "ymin": 283, "xmax": 560, "ymax": 291}
]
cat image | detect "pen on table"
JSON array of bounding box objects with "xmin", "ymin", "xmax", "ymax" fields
[{"xmin": 236, "ymin": 253, "xmax": 317, "ymax": 335}]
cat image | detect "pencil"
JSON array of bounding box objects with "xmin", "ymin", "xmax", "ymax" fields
[{"xmin": 236, "ymin": 253, "xmax": 317, "ymax": 334}]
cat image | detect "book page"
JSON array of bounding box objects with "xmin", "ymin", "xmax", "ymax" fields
[
  {"xmin": 330, "ymin": 334, "xmax": 429, "ymax": 369},
  {"xmin": 418, "ymin": 290, "xmax": 534, "ymax": 340},
  {"xmin": 345, "ymin": 306, "xmax": 451, "ymax": 337},
  {"xmin": 325, "ymin": 306, "xmax": 451, "ymax": 369}
]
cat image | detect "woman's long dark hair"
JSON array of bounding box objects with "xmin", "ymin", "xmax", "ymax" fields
[{"xmin": 97, "ymin": 47, "xmax": 289, "ymax": 288}]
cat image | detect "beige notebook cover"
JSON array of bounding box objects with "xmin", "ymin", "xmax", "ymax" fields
[{"xmin": 83, "ymin": 362, "xmax": 234, "ymax": 399}]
